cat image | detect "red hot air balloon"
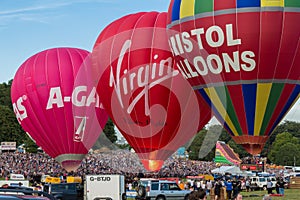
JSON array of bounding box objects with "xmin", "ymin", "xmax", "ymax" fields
[
  {"xmin": 11, "ymin": 48, "xmax": 108, "ymax": 172},
  {"xmin": 92, "ymin": 12, "xmax": 211, "ymax": 171},
  {"xmin": 167, "ymin": 0, "xmax": 300, "ymax": 155}
]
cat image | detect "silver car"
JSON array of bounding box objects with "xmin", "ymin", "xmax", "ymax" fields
[{"xmin": 135, "ymin": 179, "xmax": 190, "ymax": 200}]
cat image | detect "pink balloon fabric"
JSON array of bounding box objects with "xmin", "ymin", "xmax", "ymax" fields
[{"xmin": 11, "ymin": 48, "xmax": 108, "ymax": 172}]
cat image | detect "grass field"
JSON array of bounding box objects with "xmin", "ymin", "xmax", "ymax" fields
[
  {"xmin": 240, "ymin": 189, "xmax": 300, "ymax": 200},
  {"xmin": 206, "ymin": 189, "xmax": 300, "ymax": 200},
  {"xmin": 126, "ymin": 189, "xmax": 300, "ymax": 200}
]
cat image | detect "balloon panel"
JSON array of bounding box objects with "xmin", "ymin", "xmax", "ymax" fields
[
  {"xmin": 168, "ymin": 1, "xmax": 300, "ymax": 155},
  {"xmin": 11, "ymin": 48, "xmax": 108, "ymax": 171}
]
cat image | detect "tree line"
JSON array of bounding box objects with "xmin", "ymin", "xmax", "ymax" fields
[{"xmin": 1, "ymin": 80, "xmax": 300, "ymax": 166}]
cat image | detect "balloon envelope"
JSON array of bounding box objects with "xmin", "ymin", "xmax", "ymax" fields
[
  {"xmin": 92, "ymin": 12, "xmax": 210, "ymax": 171},
  {"xmin": 168, "ymin": 0, "xmax": 300, "ymax": 155},
  {"xmin": 11, "ymin": 48, "xmax": 108, "ymax": 171}
]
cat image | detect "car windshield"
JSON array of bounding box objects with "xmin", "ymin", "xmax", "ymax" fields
[
  {"xmin": 259, "ymin": 178, "xmax": 266, "ymax": 182},
  {"xmin": 48, "ymin": 184, "xmax": 76, "ymax": 192}
]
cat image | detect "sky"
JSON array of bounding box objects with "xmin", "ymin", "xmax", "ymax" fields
[{"xmin": 0, "ymin": 0, "xmax": 299, "ymax": 123}]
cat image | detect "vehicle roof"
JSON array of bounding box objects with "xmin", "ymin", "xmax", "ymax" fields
[
  {"xmin": 141, "ymin": 179, "xmax": 177, "ymax": 183},
  {"xmin": 44, "ymin": 182, "xmax": 79, "ymax": 185},
  {"xmin": 0, "ymin": 188, "xmax": 55, "ymax": 200},
  {"xmin": 0, "ymin": 194, "xmax": 49, "ymax": 199},
  {"xmin": 0, "ymin": 195, "xmax": 20, "ymax": 199}
]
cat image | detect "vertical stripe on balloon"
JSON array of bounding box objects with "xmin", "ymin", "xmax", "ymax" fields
[
  {"xmin": 259, "ymin": 83, "xmax": 284, "ymax": 136},
  {"xmin": 172, "ymin": 0, "xmax": 182, "ymax": 21},
  {"xmin": 258, "ymin": 11, "xmax": 283, "ymax": 79},
  {"xmin": 180, "ymin": 0, "xmax": 195, "ymax": 19},
  {"xmin": 214, "ymin": 0, "xmax": 236, "ymax": 11},
  {"xmin": 216, "ymin": 86, "xmax": 243, "ymax": 136},
  {"xmin": 237, "ymin": 0, "xmax": 260, "ymax": 8},
  {"xmin": 254, "ymin": 83, "xmax": 272, "ymax": 136},
  {"xmin": 198, "ymin": 88, "xmax": 236, "ymax": 137},
  {"xmin": 242, "ymin": 84, "xmax": 257, "ymax": 136},
  {"xmin": 261, "ymin": 0, "xmax": 284, "ymax": 7},
  {"xmin": 226, "ymin": 85, "xmax": 248, "ymax": 136},
  {"xmin": 285, "ymin": 0, "xmax": 300, "ymax": 7},
  {"xmin": 204, "ymin": 87, "xmax": 239, "ymax": 136},
  {"xmin": 268, "ymin": 85, "xmax": 300, "ymax": 134},
  {"xmin": 195, "ymin": 0, "xmax": 213, "ymax": 14},
  {"xmin": 264, "ymin": 84, "xmax": 295, "ymax": 135}
]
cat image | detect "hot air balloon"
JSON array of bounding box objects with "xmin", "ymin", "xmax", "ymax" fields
[
  {"xmin": 92, "ymin": 12, "xmax": 211, "ymax": 171},
  {"xmin": 11, "ymin": 48, "xmax": 108, "ymax": 171},
  {"xmin": 167, "ymin": 0, "xmax": 300, "ymax": 155}
]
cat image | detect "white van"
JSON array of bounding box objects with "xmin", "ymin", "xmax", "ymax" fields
[{"xmin": 249, "ymin": 176, "xmax": 276, "ymax": 190}]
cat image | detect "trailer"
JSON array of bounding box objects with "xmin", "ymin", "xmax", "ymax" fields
[{"xmin": 84, "ymin": 174, "xmax": 126, "ymax": 200}]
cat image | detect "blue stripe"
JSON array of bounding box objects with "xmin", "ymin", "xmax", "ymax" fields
[
  {"xmin": 269, "ymin": 84, "xmax": 300, "ymax": 134},
  {"xmin": 237, "ymin": 0, "xmax": 260, "ymax": 8},
  {"xmin": 242, "ymin": 84, "xmax": 257, "ymax": 136},
  {"xmin": 172, "ymin": 0, "xmax": 182, "ymax": 21},
  {"xmin": 198, "ymin": 89, "xmax": 235, "ymax": 136}
]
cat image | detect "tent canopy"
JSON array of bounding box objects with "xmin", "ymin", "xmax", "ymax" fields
[{"xmin": 211, "ymin": 166, "xmax": 243, "ymax": 175}]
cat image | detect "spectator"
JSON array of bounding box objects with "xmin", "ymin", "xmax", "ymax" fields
[
  {"xmin": 245, "ymin": 178, "xmax": 250, "ymax": 192},
  {"xmin": 214, "ymin": 179, "xmax": 223, "ymax": 200},
  {"xmin": 224, "ymin": 179, "xmax": 233, "ymax": 200},
  {"xmin": 266, "ymin": 179, "xmax": 273, "ymax": 194},
  {"xmin": 278, "ymin": 178, "xmax": 285, "ymax": 196}
]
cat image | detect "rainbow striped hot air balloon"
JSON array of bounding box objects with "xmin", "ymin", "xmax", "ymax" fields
[{"xmin": 167, "ymin": 0, "xmax": 300, "ymax": 155}]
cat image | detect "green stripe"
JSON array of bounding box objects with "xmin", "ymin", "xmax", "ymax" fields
[
  {"xmin": 195, "ymin": 0, "xmax": 213, "ymax": 14},
  {"xmin": 214, "ymin": 155, "xmax": 233, "ymax": 164},
  {"xmin": 215, "ymin": 86, "xmax": 243, "ymax": 136},
  {"xmin": 259, "ymin": 83, "xmax": 284, "ymax": 135},
  {"xmin": 285, "ymin": 0, "xmax": 300, "ymax": 7}
]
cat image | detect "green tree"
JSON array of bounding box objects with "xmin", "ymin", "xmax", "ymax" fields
[
  {"xmin": 188, "ymin": 129, "xmax": 209, "ymax": 160},
  {"xmin": 103, "ymin": 118, "xmax": 117, "ymax": 143},
  {"xmin": 0, "ymin": 80, "xmax": 12, "ymax": 109},
  {"xmin": 262, "ymin": 120, "xmax": 300, "ymax": 156},
  {"xmin": 0, "ymin": 105, "xmax": 26, "ymax": 146},
  {"xmin": 268, "ymin": 132, "xmax": 300, "ymax": 165},
  {"xmin": 187, "ymin": 125, "xmax": 250, "ymax": 161}
]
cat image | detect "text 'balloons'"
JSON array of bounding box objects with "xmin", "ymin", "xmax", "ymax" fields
[{"xmin": 167, "ymin": 0, "xmax": 300, "ymax": 155}]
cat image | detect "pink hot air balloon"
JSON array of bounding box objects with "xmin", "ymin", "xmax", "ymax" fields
[
  {"xmin": 92, "ymin": 12, "xmax": 211, "ymax": 171},
  {"xmin": 11, "ymin": 48, "xmax": 108, "ymax": 172}
]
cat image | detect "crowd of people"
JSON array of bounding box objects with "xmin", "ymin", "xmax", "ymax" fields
[
  {"xmin": 0, "ymin": 150, "xmax": 290, "ymax": 200},
  {"xmin": 0, "ymin": 150, "xmax": 218, "ymax": 182}
]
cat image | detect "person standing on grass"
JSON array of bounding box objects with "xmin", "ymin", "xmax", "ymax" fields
[
  {"xmin": 245, "ymin": 178, "xmax": 251, "ymax": 192},
  {"xmin": 232, "ymin": 177, "xmax": 241, "ymax": 198},
  {"xmin": 224, "ymin": 179, "xmax": 233, "ymax": 200},
  {"xmin": 214, "ymin": 179, "xmax": 223, "ymax": 200},
  {"xmin": 266, "ymin": 179, "xmax": 273, "ymax": 194},
  {"xmin": 275, "ymin": 177, "xmax": 280, "ymax": 194},
  {"xmin": 278, "ymin": 178, "xmax": 285, "ymax": 195}
]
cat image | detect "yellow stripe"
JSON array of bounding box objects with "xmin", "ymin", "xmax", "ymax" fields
[
  {"xmin": 180, "ymin": 0, "xmax": 195, "ymax": 19},
  {"xmin": 254, "ymin": 83, "xmax": 272, "ymax": 136},
  {"xmin": 204, "ymin": 88, "xmax": 239, "ymax": 136},
  {"xmin": 216, "ymin": 149, "xmax": 225, "ymax": 157},
  {"xmin": 261, "ymin": 0, "xmax": 284, "ymax": 7}
]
